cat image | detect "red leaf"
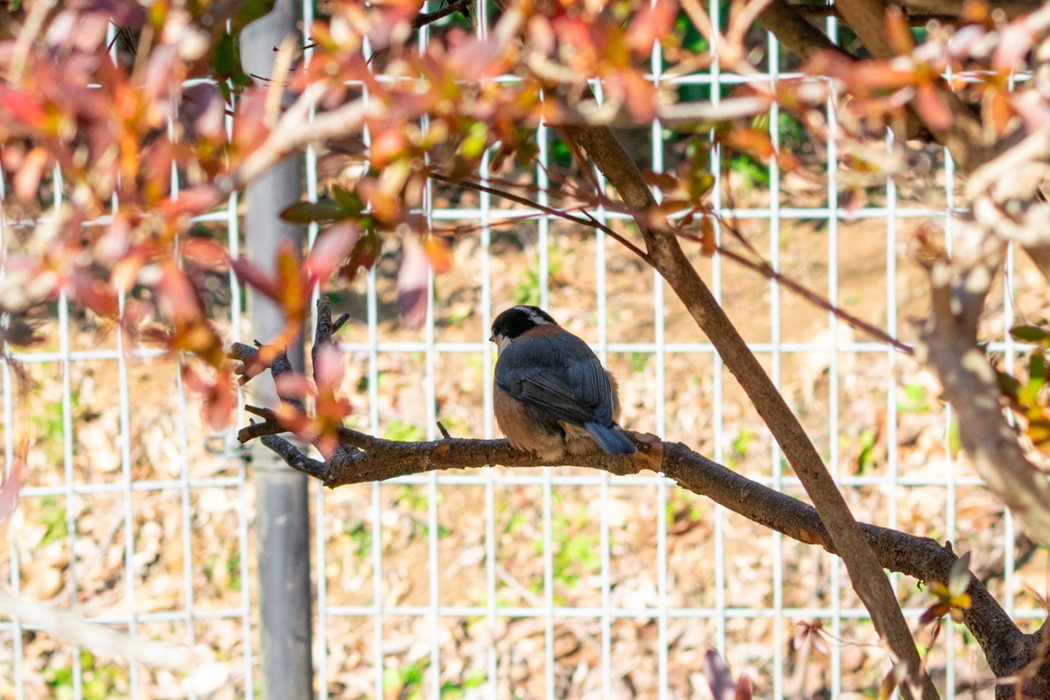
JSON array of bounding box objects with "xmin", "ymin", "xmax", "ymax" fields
[
  {"xmin": 0, "ymin": 86, "xmax": 47, "ymax": 128},
  {"xmin": 884, "ymin": 6, "xmax": 915, "ymax": 55},
  {"xmin": 625, "ymin": 0, "xmax": 677, "ymax": 56},
  {"xmin": 644, "ymin": 170, "xmax": 679, "ymax": 192},
  {"xmin": 203, "ymin": 371, "xmax": 237, "ymax": 430},
  {"xmin": 733, "ymin": 676, "xmax": 753, "ymax": 700},
  {"xmin": 182, "ymin": 365, "xmax": 237, "ymax": 430},
  {"xmin": 157, "ymin": 264, "xmax": 204, "ymax": 323},
  {"xmin": 274, "ymin": 373, "xmax": 315, "ymax": 401},
  {"xmin": 914, "ymin": 81, "xmax": 953, "ymax": 131},
  {"xmin": 181, "ymin": 238, "xmax": 230, "ymax": 270},
  {"xmin": 71, "ymin": 268, "xmax": 119, "ymax": 318},
  {"xmin": 158, "ymin": 185, "xmax": 223, "ymax": 217},
  {"xmin": 397, "ymin": 237, "xmax": 430, "ymax": 329},
  {"xmin": 370, "ymin": 129, "xmax": 408, "ymax": 168},
  {"xmin": 340, "ymin": 229, "xmax": 381, "ymax": 282},
  {"xmin": 230, "ymin": 257, "xmax": 282, "ymax": 301},
  {"xmin": 232, "ymin": 87, "xmax": 271, "ymax": 156},
  {"xmin": 985, "ymin": 88, "xmax": 1014, "ymax": 137},
  {"xmin": 619, "ymin": 69, "xmax": 658, "ymax": 121},
  {"xmin": 111, "ymin": 251, "xmax": 147, "ymax": 294}
]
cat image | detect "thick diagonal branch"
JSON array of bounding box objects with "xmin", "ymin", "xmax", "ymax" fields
[{"xmin": 560, "ymin": 122, "xmax": 939, "ymax": 700}]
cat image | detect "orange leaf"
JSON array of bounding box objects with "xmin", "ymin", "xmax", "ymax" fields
[
  {"xmin": 158, "ymin": 185, "xmax": 222, "ymax": 217},
  {"xmin": 884, "ymin": 6, "xmax": 915, "ymax": 55},
  {"xmin": 422, "ymin": 234, "xmax": 453, "ymax": 274},
  {"xmin": 181, "ymin": 237, "xmax": 230, "ymax": 270},
  {"xmin": 848, "ymin": 62, "xmax": 917, "ymax": 92},
  {"xmin": 275, "ymin": 240, "xmax": 307, "ymax": 319},
  {"xmin": 700, "ymin": 216, "xmax": 717, "ymax": 256},
  {"xmin": 961, "ymin": 0, "xmax": 991, "ymax": 24},
  {"xmin": 370, "ymin": 129, "xmax": 409, "ymax": 168},
  {"xmin": 986, "ymin": 88, "xmax": 1014, "ymax": 137},
  {"xmin": 726, "ymin": 127, "xmax": 775, "ymax": 161},
  {"xmin": 14, "ymin": 147, "xmax": 49, "ymax": 204},
  {"xmin": 111, "ymin": 251, "xmax": 147, "ymax": 293},
  {"xmin": 620, "ymin": 69, "xmax": 658, "ymax": 122}
]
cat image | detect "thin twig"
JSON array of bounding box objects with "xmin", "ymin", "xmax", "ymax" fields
[{"xmin": 412, "ymin": 0, "xmax": 475, "ymax": 28}]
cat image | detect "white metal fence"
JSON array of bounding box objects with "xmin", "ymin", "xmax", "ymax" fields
[{"xmin": 0, "ymin": 3, "xmax": 1042, "ymax": 699}]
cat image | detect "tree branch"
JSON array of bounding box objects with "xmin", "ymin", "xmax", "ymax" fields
[
  {"xmin": 757, "ymin": 0, "xmax": 850, "ymax": 61},
  {"xmin": 412, "ymin": 0, "xmax": 475, "ymax": 28},
  {"xmin": 559, "ymin": 122, "xmax": 940, "ymax": 700},
  {"xmin": 243, "ymin": 398, "xmax": 1038, "ymax": 689}
]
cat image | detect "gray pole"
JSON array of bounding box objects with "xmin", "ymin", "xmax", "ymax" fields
[{"xmin": 239, "ymin": 2, "xmax": 314, "ymax": 698}]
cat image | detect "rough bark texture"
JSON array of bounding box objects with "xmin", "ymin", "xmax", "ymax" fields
[
  {"xmin": 247, "ymin": 414, "xmax": 1043, "ymax": 694},
  {"xmin": 558, "ymin": 122, "xmax": 940, "ymax": 700}
]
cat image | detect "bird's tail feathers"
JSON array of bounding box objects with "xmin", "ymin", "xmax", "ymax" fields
[{"xmin": 585, "ymin": 423, "xmax": 637, "ymax": 456}]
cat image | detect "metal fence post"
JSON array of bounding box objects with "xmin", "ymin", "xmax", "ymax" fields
[{"xmin": 240, "ymin": 2, "xmax": 314, "ymax": 697}]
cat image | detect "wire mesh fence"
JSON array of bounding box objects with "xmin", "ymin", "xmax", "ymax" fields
[{"xmin": 0, "ymin": 2, "xmax": 1046, "ymax": 699}]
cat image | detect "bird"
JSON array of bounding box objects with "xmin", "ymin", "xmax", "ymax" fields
[{"xmin": 490, "ymin": 305, "xmax": 636, "ymax": 462}]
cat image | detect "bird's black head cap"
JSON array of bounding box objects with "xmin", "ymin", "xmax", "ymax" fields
[{"xmin": 491, "ymin": 305, "xmax": 557, "ymax": 340}]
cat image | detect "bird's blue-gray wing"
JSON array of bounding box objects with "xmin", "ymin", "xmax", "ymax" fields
[{"xmin": 495, "ymin": 334, "xmax": 613, "ymax": 427}]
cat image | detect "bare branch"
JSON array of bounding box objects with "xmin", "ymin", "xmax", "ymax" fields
[
  {"xmin": 412, "ymin": 0, "xmax": 475, "ymax": 29},
  {"xmin": 0, "ymin": 588, "xmax": 192, "ymax": 669},
  {"xmin": 245, "ymin": 401, "xmax": 1038, "ymax": 689}
]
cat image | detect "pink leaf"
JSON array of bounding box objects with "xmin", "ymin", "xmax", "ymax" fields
[
  {"xmin": 397, "ymin": 236, "xmax": 430, "ymax": 329},
  {"xmin": 0, "ymin": 459, "xmax": 24, "ymax": 529},
  {"xmin": 993, "ymin": 23, "xmax": 1033, "ymax": 73},
  {"xmin": 625, "ymin": 0, "xmax": 677, "ymax": 56},
  {"xmin": 305, "ymin": 223, "xmax": 359, "ymax": 290},
  {"xmin": 314, "ymin": 344, "xmax": 345, "ymax": 393}
]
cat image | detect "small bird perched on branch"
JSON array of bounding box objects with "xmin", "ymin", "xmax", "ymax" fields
[{"xmin": 490, "ymin": 305, "xmax": 636, "ymax": 462}]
